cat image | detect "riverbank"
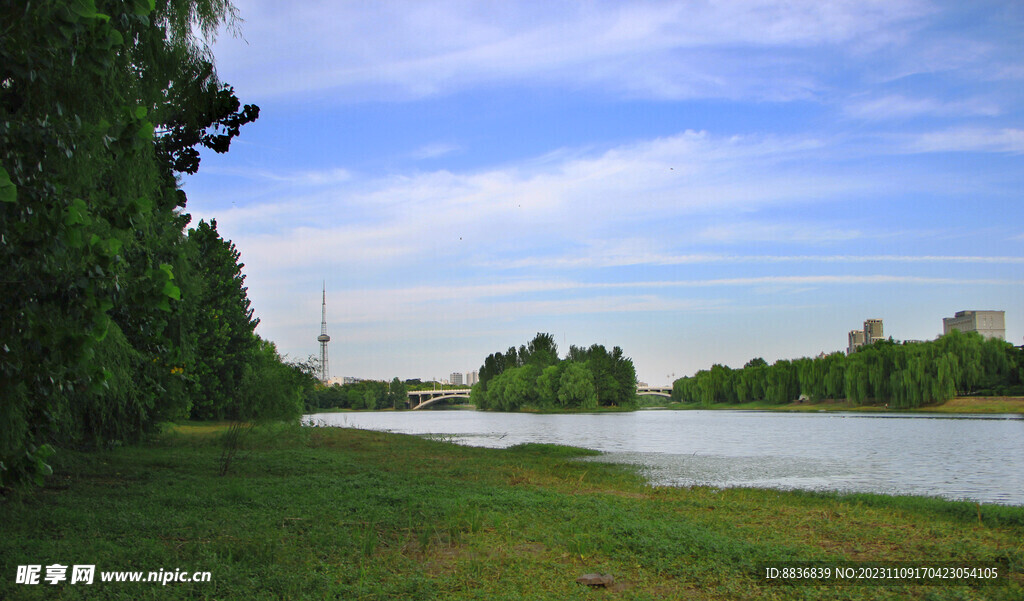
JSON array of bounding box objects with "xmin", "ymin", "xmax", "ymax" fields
[
  {"xmin": 662, "ymin": 396, "xmax": 1024, "ymax": 414},
  {"xmin": 2, "ymin": 423, "xmax": 1021, "ymax": 600}
]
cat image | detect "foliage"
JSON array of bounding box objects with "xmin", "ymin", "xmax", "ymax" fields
[
  {"xmin": 672, "ymin": 331, "xmax": 1023, "ymax": 409},
  {"xmin": 0, "ymin": 0, "xmax": 294, "ymax": 486},
  {"xmin": 303, "ymin": 379, "xmax": 407, "ymax": 411},
  {"xmin": 473, "ymin": 333, "xmax": 638, "ymax": 411},
  {"xmin": 556, "ymin": 362, "xmax": 597, "ymax": 408},
  {"xmin": 186, "ymin": 219, "xmax": 259, "ymax": 419}
]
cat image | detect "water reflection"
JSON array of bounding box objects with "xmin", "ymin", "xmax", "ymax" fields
[{"xmin": 305, "ymin": 410, "xmax": 1024, "ymax": 506}]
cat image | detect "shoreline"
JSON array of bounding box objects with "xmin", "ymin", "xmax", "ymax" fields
[
  {"xmin": 660, "ymin": 396, "xmax": 1024, "ymax": 415},
  {"xmin": 306, "ymin": 396, "xmax": 1024, "ymax": 416}
]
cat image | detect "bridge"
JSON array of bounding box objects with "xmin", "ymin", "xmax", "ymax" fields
[
  {"xmin": 407, "ymin": 385, "xmax": 674, "ymax": 409},
  {"xmin": 408, "ymin": 389, "xmax": 473, "ymax": 410},
  {"xmin": 636, "ymin": 386, "xmax": 672, "ymax": 398}
]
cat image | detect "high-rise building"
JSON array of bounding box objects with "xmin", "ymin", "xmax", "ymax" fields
[
  {"xmin": 450, "ymin": 372, "xmax": 463, "ymax": 386},
  {"xmin": 864, "ymin": 319, "xmax": 884, "ymax": 344},
  {"xmin": 943, "ymin": 310, "xmax": 1005, "ymax": 340},
  {"xmin": 847, "ymin": 329, "xmax": 865, "ymax": 355},
  {"xmin": 466, "ymin": 370, "xmax": 479, "ymax": 386},
  {"xmin": 847, "ymin": 318, "xmax": 883, "ymax": 355}
]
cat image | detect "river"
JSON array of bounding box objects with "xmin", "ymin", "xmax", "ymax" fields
[{"xmin": 304, "ymin": 409, "xmax": 1024, "ymax": 506}]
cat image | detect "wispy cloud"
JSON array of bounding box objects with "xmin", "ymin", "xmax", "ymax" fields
[
  {"xmin": 410, "ymin": 142, "xmax": 461, "ymax": 160},
  {"xmin": 266, "ymin": 274, "xmax": 1021, "ymax": 326},
  {"xmin": 694, "ymin": 222, "xmax": 864, "ymax": 244},
  {"xmin": 491, "ymin": 251, "xmax": 1024, "ymax": 270},
  {"xmin": 205, "ymin": 130, "xmax": 875, "ymax": 274},
  {"xmin": 843, "ymin": 94, "xmax": 1001, "ymax": 120},
  {"xmin": 216, "ymin": 0, "xmax": 935, "ymax": 102},
  {"xmin": 203, "ymin": 165, "xmax": 352, "ymax": 185},
  {"xmin": 900, "ymin": 127, "xmax": 1024, "ymax": 153}
]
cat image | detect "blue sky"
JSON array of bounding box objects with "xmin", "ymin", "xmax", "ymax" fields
[{"xmin": 182, "ymin": 0, "xmax": 1024, "ymax": 385}]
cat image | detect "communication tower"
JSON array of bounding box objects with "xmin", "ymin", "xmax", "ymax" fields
[{"xmin": 317, "ymin": 283, "xmax": 330, "ymax": 383}]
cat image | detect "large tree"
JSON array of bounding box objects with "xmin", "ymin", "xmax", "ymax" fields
[
  {"xmin": 0, "ymin": 0, "xmax": 259, "ymax": 484},
  {"xmin": 187, "ymin": 219, "xmax": 259, "ymax": 419}
]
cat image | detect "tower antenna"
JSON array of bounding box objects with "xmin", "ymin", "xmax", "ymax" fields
[{"xmin": 317, "ymin": 282, "xmax": 330, "ymax": 383}]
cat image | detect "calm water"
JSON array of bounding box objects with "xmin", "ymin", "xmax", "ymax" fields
[{"xmin": 305, "ymin": 409, "xmax": 1024, "ymax": 506}]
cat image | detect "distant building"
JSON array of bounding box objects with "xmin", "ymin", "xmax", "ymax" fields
[
  {"xmin": 466, "ymin": 371, "xmax": 479, "ymax": 386},
  {"xmin": 847, "ymin": 319, "xmax": 883, "ymax": 355},
  {"xmin": 847, "ymin": 329, "xmax": 865, "ymax": 355},
  {"xmin": 450, "ymin": 372, "xmax": 464, "ymax": 386},
  {"xmin": 864, "ymin": 319, "xmax": 884, "ymax": 345},
  {"xmin": 943, "ymin": 310, "xmax": 1005, "ymax": 340}
]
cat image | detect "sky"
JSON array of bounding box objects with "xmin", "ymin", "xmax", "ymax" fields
[{"xmin": 182, "ymin": 0, "xmax": 1024, "ymax": 385}]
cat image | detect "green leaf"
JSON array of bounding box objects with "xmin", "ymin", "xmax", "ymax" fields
[
  {"xmin": 65, "ymin": 198, "xmax": 90, "ymax": 226},
  {"xmin": 133, "ymin": 0, "xmax": 156, "ymax": 16},
  {"xmin": 159, "ymin": 263, "xmax": 175, "ymax": 280},
  {"xmin": 134, "ymin": 105, "xmax": 147, "ymax": 120},
  {"xmin": 136, "ymin": 120, "xmax": 154, "ymax": 141},
  {"xmin": 130, "ymin": 196, "xmax": 153, "ymax": 214},
  {"xmin": 163, "ymin": 281, "xmax": 182, "ymax": 301},
  {"xmin": 107, "ymin": 28, "xmax": 123, "ymax": 47},
  {"xmin": 0, "ymin": 167, "xmax": 15, "ymax": 203},
  {"xmin": 93, "ymin": 315, "xmax": 111, "ymax": 341},
  {"xmin": 69, "ymin": 0, "xmax": 98, "ymax": 18},
  {"xmin": 105, "ymin": 237, "xmax": 122, "ymax": 256}
]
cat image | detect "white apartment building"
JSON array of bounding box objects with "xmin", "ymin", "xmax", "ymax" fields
[{"xmin": 943, "ymin": 310, "xmax": 1005, "ymax": 340}]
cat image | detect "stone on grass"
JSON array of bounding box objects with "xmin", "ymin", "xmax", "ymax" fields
[{"xmin": 576, "ymin": 573, "xmax": 615, "ymax": 587}]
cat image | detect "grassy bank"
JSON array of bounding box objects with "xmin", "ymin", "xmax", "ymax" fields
[
  {"xmin": 662, "ymin": 396, "xmax": 1024, "ymax": 414},
  {"xmin": 2, "ymin": 424, "xmax": 1021, "ymax": 600}
]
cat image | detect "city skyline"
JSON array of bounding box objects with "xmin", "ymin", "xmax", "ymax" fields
[{"xmin": 182, "ymin": 1, "xmax": 1024, "ymax": 385}]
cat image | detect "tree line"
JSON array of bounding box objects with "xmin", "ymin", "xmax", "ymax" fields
[
  {"xmin": 1, "ymin": 1, "xmax": 311, "ymax": 486},
  {"xmin": 471, "ymin": 333, "xmax": 638, "ymax": 411},
  {"xmin": 304, "ymin": 378, "xmax": 409, "ymax": 411},
  {"xmin": 672, "ymin": 331, "xmax": 1024, "ymax": 409}
]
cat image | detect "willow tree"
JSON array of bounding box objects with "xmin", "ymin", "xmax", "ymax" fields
[{"xmin": 0, "ymin": 0, "xmax": 256, "ymax": 485}]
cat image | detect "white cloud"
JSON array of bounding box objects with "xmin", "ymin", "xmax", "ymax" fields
[
  {"xmin": 202, "ymin": 165, "xmax": 352, "ymax": 185},
  {"xmin": 410, "ymin": 142, "xmax": 461, "ymax": 160},
  {"xmin": 217, "ymin": 0, "xmax": 933, "ymax": 101},
  {"xmin": 254, "ymin": 273, "xmax": 1021, "ymax": 332},
  {"xmin": 901, "ymin": 127, "xmax": 1024, "ymax": 153},
  {"xmin": 694, "ymin": 222, "xmax": 864, "ymax": 244},
  {"xmin": 843, "ymin": 94, "xmax": 1001, "ymax": 120},
  {"xmin": 204, "ymin": 130, "xmax": 872, "ymax": 275},
  {"xmin": 490, "ymin": 250, "xmax": 1024, "ymax": 270}
]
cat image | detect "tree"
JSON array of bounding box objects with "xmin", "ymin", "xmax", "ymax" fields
[
  {"xmin": 0, "ymin": 0, "xmax": 259, "ymax": 484},
  {"xmin": 389, "ymin": 377, "xmax": 408, "ymax": 409},
  {"xmin": 236, "ymin": 339, "xmax": 305, "ymax": 422},
  {"xmin": 522, "ymin": 332, "xmax": 559, "ymax": 368},
  {"xmin": 187, "ymin": 219, "xmax": 259, "ymax": 419},
  {"xmin": 537, "ymin": 364, "xmax": 563, "ymax": 407},
  {"xmin": 558, "ymin": 362, "xmax": 597, "ymax": 409}
]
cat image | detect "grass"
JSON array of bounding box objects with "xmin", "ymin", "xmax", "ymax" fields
[
  {"xmin": 1, "ymin": 422, "xmax": 1021, "ymax": 600},
  {"xmin": 662, "ymin": 396, "xmax": 1024, "ymax": 414}
]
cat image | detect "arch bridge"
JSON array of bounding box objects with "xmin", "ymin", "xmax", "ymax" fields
[
  {"xmin": 408, "ymin": 389, "xmax": 473, "ymax": 410},
  {"xmin": 408, "ymin": 385, "xmax": 674, "ymax": 409},
  {"xmin": 636, "ymin": 386, "xmax": 672, "ymax": 399}
]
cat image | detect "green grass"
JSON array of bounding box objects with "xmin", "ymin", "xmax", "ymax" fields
[{"xmin": 2, "ymin": 423, "xmax": 1021, "ymax": 600}]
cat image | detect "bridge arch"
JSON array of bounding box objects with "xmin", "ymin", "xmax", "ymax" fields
[{"xmin": 413, "ymin": 393, "xmax": 472, "ymax": 410}]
